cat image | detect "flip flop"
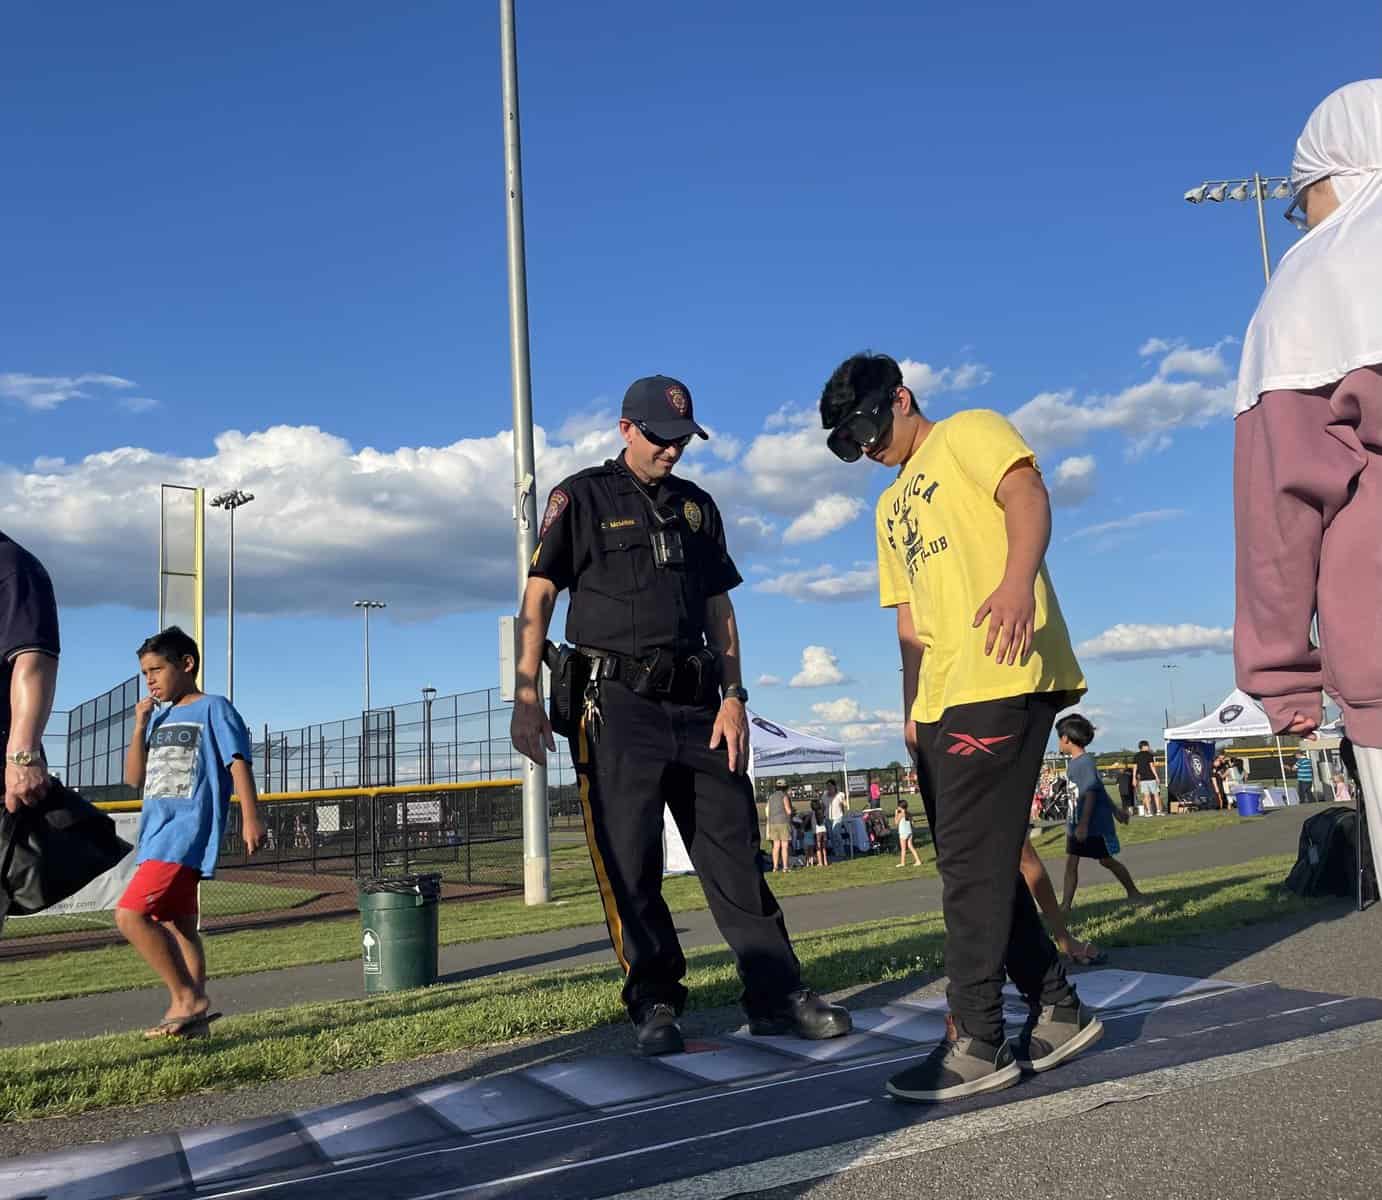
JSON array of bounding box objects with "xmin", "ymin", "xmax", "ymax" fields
[{"xmin": 143, "ymin": 1011, "xmax": 222, "ymax": 1040}]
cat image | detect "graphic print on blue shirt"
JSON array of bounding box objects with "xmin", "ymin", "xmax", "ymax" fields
[
  {"xmin": 138, "ymin": 696, "xmax": 252, "ymax": 878},
  {"xmin": 1066, "ymin": 754, "xmax": 1118, "ymax": 849}
]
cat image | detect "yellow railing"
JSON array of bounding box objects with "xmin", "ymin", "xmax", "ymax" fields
[{"xmin": 95, "ymin": 778, "xmax": 523, "ymax": 813}]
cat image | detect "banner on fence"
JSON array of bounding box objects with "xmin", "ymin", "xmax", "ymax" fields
[{"xmin": 12, "ymin": 813, "xmax": 141, "ymax": 918}]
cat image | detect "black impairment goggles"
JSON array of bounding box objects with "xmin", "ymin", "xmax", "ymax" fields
[{"xmin": 826, "ymin": 394, "xmax": 895, "ymax": 463}]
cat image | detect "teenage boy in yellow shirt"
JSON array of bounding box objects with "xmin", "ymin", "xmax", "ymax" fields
[{"xmin": 820, "ymin": 352, "xmax": 1102, "ymax": 1102}]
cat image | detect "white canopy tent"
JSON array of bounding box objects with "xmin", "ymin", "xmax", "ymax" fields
[
  {"xmin": 1163, "ymin": 687, "xmax": 1290, "ymax": 796},
  {"xmin": 663, "ymin": 710, "xmax": 848, "ymax": 874}
]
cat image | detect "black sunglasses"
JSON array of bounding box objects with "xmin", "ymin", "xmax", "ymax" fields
[{"xmin": 633, "ymin": 421, "xmax": 692, "ymax": 451}]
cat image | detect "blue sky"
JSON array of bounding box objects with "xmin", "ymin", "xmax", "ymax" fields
[{"xmin": 4, "ymin": 1, "xmax": 1375, "ymax": 759}]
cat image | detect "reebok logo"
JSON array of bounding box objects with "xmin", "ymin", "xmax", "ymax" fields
[{"xmin": 946, "ymin": 733, "xmax": 1015, "ymax": 757}]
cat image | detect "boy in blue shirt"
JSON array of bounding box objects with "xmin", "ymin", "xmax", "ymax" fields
[
  {"xmin": 118, "ymin": 627, "xmax": 265, "ymax": 1038},
  {"xmin": 1057, "ymin": 714, "xmax": 1146, "ymax": 914}
]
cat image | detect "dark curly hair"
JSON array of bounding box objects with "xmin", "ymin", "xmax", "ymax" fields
[{"xmin": 819, "ymin": 352, "xmax": 904, "ymax": 429}]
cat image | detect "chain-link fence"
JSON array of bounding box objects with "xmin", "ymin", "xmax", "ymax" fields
[
  {"xmin": 61, "ymin": 678, "xmax": 582, "ymax": 818},
  {"xmin": 0, "ymin": 780, "xmax": 525, "ymax": 958}
]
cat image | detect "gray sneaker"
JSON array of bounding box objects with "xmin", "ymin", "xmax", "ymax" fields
[
  {"xmin": 1013, "ymin": 999, "xmax": 1104, "ymax": 1073},
  {"xmin": 886, "ymin": 1015, "xmax": 1022, "ymax": 1103}
]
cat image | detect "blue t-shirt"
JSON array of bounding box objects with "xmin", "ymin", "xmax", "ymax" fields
[
  {"xmin": 138, "ymin": 695, "xmax": 252, "ymax": 878},
  {"xmin": 1296, "ymin": 756, "xmax": 1314, "ymax": 783},
  {"xmin": 1067, "ymin": 754, "xmax": 1117, "ymax": 842}
]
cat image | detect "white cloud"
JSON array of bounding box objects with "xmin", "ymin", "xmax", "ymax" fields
[
  {"xmin": 807, "ymin": 694, "xmax": 895, "ymax": 724},
  {"xmin": 1, "ymin": 372, "xmax": 139, "ymax": 412},
  {"xmin": 899, "ymin": 359, "xmax": 993, "ymax": 399},
  {"xmin": 1076, "ymin": 623, "xmax": 1233, "ymax": 661},
  {"xmin": 1158, "ymin": 344, "xmax": 1230, "ymax": 379},
  {"xmin": 754, "ymin": 563, "xmax": 878, "ymax": 603},
  {"xmin": 836, "ymin": 722, "xmax": 895, "ymax": 745},
  {"xmin": 790, "ymin": 645, "xmax": 847, "ymax": 687},
  {"xmin": 119, "ymin": 396, "xmax": 160, "ymax": 414},
  {"xmin": 782, "ymin": 494, "xmax": 865, "ymax": 544},
  {"xmin": 1, "ymin": 421, "xmax": 632, "ymax": 617},
  {"xmin": 811, "ymin": 696, "xmax": 870, "ymax": 723},
  {"xmin": 1139, "ymin": 338, "xmax": 1174, "ymax": 357},
  {"xmin": 1067, "ymin": 508, "xmax": 1184, "ymax": 541},
  {"xmin": 757, "ymin": 674, "xmax": 783, "ymax": 687},
  {"xmin": 1047, "ymin": 455, "xmax": 1096, "ymax": 507},
  {"xmin": 1007, "ymin": 340, "xmax": 1235, "ymax": 459}
]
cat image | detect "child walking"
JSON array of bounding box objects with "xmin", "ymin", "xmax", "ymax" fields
[
  {"xmin": 118, "ymin": 627, "xmax": 265, "ymax": 1038},
  {"xmin": 1057, "ymin": 714, "xmax": 1146, "ymax": 913},
  {"xmin": 894, "ymin": 799, "xmax": 922, "ymax": 867}
]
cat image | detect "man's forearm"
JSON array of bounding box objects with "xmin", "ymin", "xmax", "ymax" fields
[
  {"xmin": 895, "ymin": 605, "xmax": 922, "ymax": 718},
  {"xmin": 706, "ymin": 594, "xmax": 743, "ymax": 691},
  {"xmin": 6, "ymin": 651, "xmax": 58, "ymax": 755},
  {"xmin": 998, "ymin": 470, "xmax": 1051, "ymax": 588},
  {"xmin": 514, "ymin": 581, "xmax": 556, "ymax": 698}
]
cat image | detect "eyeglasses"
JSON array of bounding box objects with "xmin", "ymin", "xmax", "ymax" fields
[
  {"xmin": 826, "ymin": 394, "xmax": 895, "ymax": 463},
  {"xmin": 1283, "ymin": 194, "xmax": 1310, "ymax": 232},
  {"xmin": 633, "ymin": 422, "xmax": 692, "ymax": 451}
]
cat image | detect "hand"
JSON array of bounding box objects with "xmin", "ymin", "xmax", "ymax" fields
[
  {"xmin": 710, "ymin": 697, "xmax": 749, "ymax": 774},
  {"xmin": 1076, "ymin": 823, "xmax": 1090, "ymax": 841},
  {"xmin": 134, "ymin": 695, "xmax": 157, "ymax": 725},
  {"xmin": 510, "ymin": 695, "xmax": 556, "ymax": 765},
  {"xmin": 4, "ymin": 762, "xmax": 49, "ymax": 814},
  {"xmin": 1282, "ymin": 712, "xmax": 1320, "ymax": 737},
  {"xmin": 904, "ymin": 720, "xmax": 918, "ymax": 759},
  {"xmin": 973, "ymin": 578, "xmax": 1036, "ymax": 666},
  {"xmin": 242, "ymin": 811, "xmax": 267, "ymax": 855}
]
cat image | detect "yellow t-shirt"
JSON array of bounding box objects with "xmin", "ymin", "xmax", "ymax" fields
[{"xmin": 875, "ymin": 409, "xmax": 1086, "ymax": 724}]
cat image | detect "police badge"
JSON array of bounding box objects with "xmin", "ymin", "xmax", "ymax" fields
[{"xmin": 683, "ymin": 499, "xmax": 703, "ymax": 532}]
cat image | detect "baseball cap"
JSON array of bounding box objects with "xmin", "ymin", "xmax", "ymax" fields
[{"xmin": 621, "ymin": 375, "xmax": 709, "ymax": 441}]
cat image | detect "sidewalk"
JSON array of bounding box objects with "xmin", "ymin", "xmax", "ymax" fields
[{"xmin": 0, "ymin": 805, "xmax": 1318, "ymax": 1047}]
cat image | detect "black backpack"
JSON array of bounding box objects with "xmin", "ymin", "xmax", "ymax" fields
[{"xmin": 1285, "ymin": 805, "xmax": 1378, "ymax": 902}]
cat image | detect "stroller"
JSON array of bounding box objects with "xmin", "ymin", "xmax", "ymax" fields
[{"xmin": 1038, "ymin": 776, "xmax": 1072, "ymax": 823}]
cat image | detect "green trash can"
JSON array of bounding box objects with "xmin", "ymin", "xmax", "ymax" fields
[{"xmin": 358, "ymin": 873, "xmax": 441, "ymax": 994}]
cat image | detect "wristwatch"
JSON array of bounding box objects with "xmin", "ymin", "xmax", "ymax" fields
[
  {"xmin": 6, "ymin": 749, "xmax": 42, "ymax": 767},
  {"xmin": 722, "ymin": 685, "xmax": 749, "ymax": 705}
]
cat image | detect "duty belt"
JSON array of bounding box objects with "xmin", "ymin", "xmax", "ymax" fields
[{"xmin": 576, "ymin": 646, "xmax": 720, "ymax": 704}]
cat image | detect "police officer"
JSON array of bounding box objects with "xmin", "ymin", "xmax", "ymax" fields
[{"xmin": 510, "ymin": 375, "xmax": 851, "ymax": 1056}]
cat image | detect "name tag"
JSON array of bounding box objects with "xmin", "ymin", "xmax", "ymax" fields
[{"xmin": 600, "ymin": 518, "xmax": 640, "ymax": 531}]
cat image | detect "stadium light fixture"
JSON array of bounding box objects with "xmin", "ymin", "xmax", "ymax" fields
[
  {"xmin": 353, "ymin": 600, "xmax": 387, "ymax": 712},
  {"xmin": 209, "ymin": 489, "xmax": 255, "ymax": 702},
  {"xmin": 1182, "ymin": 174, "xmax": 1292, "ymax": 282}
]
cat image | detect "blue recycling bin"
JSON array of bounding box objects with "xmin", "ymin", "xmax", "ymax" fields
[{"xmin": 1236, "ymin": 788, "xmax": 1263, "ymax": 817}]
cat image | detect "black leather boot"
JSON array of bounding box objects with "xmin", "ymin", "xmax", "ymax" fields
[
  {"xmin": 748, "ymin": 989, "xmax": 852, "ymax": 1040},
  {"xmin": 634, "ymin": 1003, "xmax": 685, "ymax": 1056}
]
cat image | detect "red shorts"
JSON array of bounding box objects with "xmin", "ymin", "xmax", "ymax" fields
[{"xmin": 117, "ymin": 860, "xmax": 201, "ymax": 921}]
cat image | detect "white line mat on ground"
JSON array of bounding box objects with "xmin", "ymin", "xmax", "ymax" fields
[{"xmin": 0, "ymin": 971, "xmax": 1266, "ymax": 1200}]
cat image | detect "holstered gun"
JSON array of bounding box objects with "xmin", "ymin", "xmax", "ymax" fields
[{"xmin": 543, "ymin": 641, "xmax": 588, "ymax": 740}]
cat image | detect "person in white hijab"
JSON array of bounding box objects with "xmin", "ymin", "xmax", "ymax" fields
[{"xmin": 1234, "ymin": 79, "xmax": 1382, "ymax": 889}]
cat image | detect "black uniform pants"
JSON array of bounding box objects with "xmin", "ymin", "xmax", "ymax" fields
[
  {"xmin": 570, "ymin": 679, "xmax": 802, "ymax": 1018},
  {"xmin": 914, "ymin": 692, "xmax": 1077, "ymax": 1045}
]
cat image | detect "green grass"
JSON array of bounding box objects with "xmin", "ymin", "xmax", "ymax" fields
[
  {"xmin": 0, "ymin": 809, "xmax": 1245, "ymax": 1005},
  {"xmin": 0, "ymin": 880, "xmax": 323, "ymax": 940},
  {"xmin": 0, "ymin": 853, "xmax": 1321, "ymax": 1123}
]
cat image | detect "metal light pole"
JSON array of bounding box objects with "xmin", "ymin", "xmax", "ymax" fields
[
  {"xmin": 1184, "ymin": 175, "xmax": 1293, "ymax": 283},
  {"xmin": 354, "ymin": 600, "xmax": 386, "ymax": 712},
  {"xmin": 210, "ymin": 489, "xmax": 254, "ymax": 703},
  {"xmin": 1162, "ymin": 663, "xmax": 1180, "ymax": 723},
  {"xmin": 422, "ymin": 685, "xmax": 437, "ymax": 785},
  {"xmin": 499, "ymin": 0, "xmax": 550, "ymax": 905}
]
